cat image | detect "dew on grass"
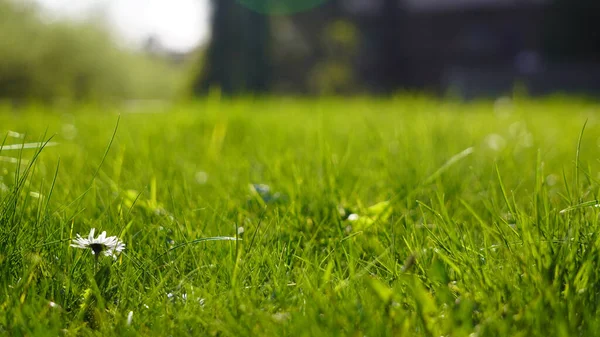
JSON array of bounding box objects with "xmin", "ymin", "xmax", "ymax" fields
[
  {"xmin": 484, "ymin": 134, "xmax": 506, "ymax": 151},
  {"xmin": 272, "ymin": 312, "xmax": 291, "ymax": 322},
  {"xmin": 29, "ymin": 191, "xmax": 42, "ymax": 199},
  {"xmin": 508, "ymin": 122, "xmax": 534, "ymax": 148},
  {"xmin": 195, "ymin": 171, "xmax": 208, "ymax": 184},
  {"xmin": 167, "ymin": 292, "xmax": 188, "ymax": 303},
  {"xmin": 61, "ymin": 124, "xmax": 78, "ymax": 140}
]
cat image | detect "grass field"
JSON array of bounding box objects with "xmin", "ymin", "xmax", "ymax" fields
[{"xmin": 1, "ymin": 97, "xmax": 600, "ymax": 336}]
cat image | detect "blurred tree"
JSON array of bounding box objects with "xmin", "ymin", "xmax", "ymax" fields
[
  {"xmin": 236, "ymin": 0, "xmax": 328, "ymax": 14},
  {"xmin": 193, "ymin": 0, "xmax": 271, "ymax": 95},
  {"xmin": 0, "ymin": 0, "xmax": 183, "ymax": 103}
]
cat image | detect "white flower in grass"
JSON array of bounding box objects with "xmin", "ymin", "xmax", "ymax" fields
[
  {"xmin": 127, "ymin": 311, "xmax": 134, "ymax": 326},
  {"xmin": 70, "ymin": 228, "xmax": 125, "ymax": 259}
]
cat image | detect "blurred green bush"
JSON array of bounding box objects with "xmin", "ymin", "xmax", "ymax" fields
[{"xmin": 0, "ymin": 0, "xmax": 188, "ymax": 103}]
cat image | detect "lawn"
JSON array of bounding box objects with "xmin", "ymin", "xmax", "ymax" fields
[{"xmin": 1, "ymin": 96, "xmax": 600, "ymax": 336}]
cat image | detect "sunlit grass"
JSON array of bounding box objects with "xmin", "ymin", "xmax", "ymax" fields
[{"xmin": 1, "ymin": 96, "xmax": 600, "ymax": 336}]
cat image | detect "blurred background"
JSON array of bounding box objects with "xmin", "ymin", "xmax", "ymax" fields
[{"xmin": 1, "ymin": 0, "xmax": 599, "ymax": 103}]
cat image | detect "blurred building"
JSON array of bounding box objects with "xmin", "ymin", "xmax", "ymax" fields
[
  {"xmin": 202, "ymin": 0, "xmax": 600, "ymax": 97},
  {"xmin": 343, "ymin": 0, "xmax": 600, "ymax": 97}
]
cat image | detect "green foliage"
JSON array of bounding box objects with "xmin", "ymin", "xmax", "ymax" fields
[
  {"xmin": 1, "ymin": 97, "xmax": 600, "ymax": 336},
  {"xmin": 0, "ymin": 0, "xmax": 184, "ymax": 103},
  {"xmin": 235, "ymin": 0, "xmax": 329, "ymax": 14}
]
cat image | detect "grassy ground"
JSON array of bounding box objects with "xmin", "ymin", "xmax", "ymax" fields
[{"xmin": 1, "ymin": 96, "xmax": 600, "ymax": 336}]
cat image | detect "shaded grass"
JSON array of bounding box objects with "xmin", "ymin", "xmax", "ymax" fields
[{"xmin": 1, "ymin": 96, "xmax": 600, "ymax": 336}]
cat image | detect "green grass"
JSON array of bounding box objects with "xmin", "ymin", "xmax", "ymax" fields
[{"xmin": 1, "ymin": 96, "xmax": 600, "ymax": 336}]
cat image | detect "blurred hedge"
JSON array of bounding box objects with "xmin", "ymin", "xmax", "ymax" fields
[{"xmin": 0, "ymin": 1, "xmax": 187, "ymax": 103}]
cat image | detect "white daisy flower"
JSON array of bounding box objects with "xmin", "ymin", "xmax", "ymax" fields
[{"xmin": 70, "ymin": 228, "xmax": 126, "ymax": 259}]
